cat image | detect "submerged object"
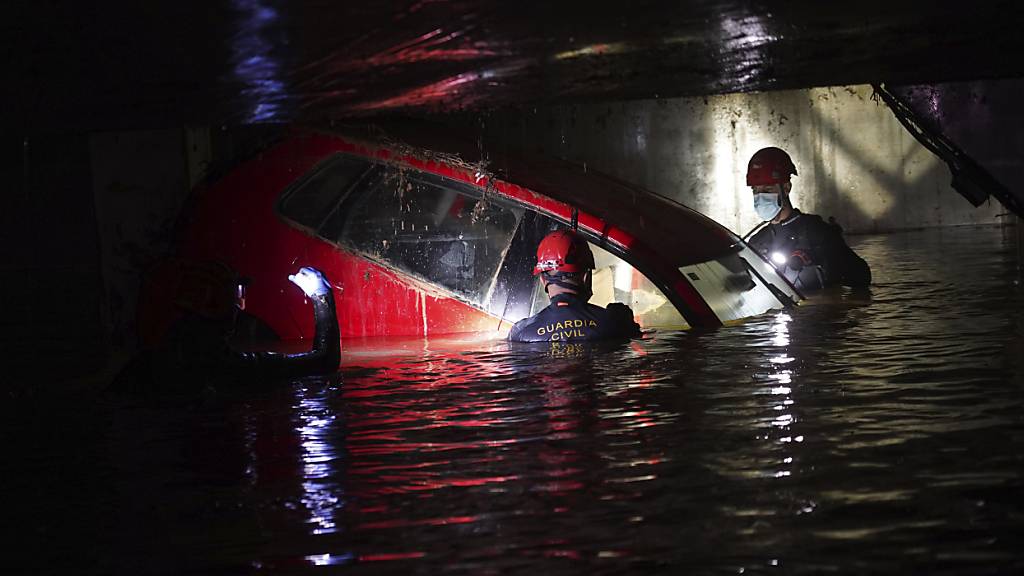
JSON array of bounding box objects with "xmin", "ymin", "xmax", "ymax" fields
[{"xmin": 138, "ymin": 123, "xmax": 800, "ymax": 353}]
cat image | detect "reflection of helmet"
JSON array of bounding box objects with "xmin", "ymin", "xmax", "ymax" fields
[
  {"xmin": 533, "ymin": 230, "xmax": 595, "ymax": 275},
  {"xmin": 746, "ymin": 147, "xmax": 797, "ymax": 186}
]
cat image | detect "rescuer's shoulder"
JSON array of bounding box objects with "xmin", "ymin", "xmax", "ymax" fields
[
  {"xmin": 508, "ymin": 316, "xmax": 532, "ymax": 341},
  {"xmin": 801, "ymin": 213, "xmax": 843, "ymax": 242},
  {"xmin": 801, "ymin": 212, "xmax": 828, "ymax": 228},
  {"xmin": 748, "ymin": 225, "xmax": 772, "ymax": 247},
  {"xmin": 509, "ymin": 308, "xmax": 551, "ymax": 342}
]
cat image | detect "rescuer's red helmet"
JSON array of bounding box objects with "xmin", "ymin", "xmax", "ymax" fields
[
  {"xmin": 533, "ymin": 230, "xmax": 595, "ymax": 275},
  {"xmin": 746, "ymin": 147, "xmax": 798, "ymax": 186}
]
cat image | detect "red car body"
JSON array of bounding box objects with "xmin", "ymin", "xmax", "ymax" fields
[{"xmin": 138, "ymin": 124, "xmax": 797, "ymax": 352}]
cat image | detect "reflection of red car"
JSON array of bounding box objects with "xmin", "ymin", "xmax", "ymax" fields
[{"xmin": 139, "ymin": 124, "xmax": 798, "ymax": 349}]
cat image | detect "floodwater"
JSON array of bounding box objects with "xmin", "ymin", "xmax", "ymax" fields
[{"xmin": 7, "ymin": 226, "xmax": 1024, "ymax": 575}]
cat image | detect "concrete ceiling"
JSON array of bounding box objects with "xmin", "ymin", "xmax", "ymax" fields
[{"xmin": 8, "ymin": 1, "xmax": 1024, "ymax": 131}]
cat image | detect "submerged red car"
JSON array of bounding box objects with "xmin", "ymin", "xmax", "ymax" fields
[{"xmin": 138, "ymin": 123, "xmax": 799, "ymax": 352}]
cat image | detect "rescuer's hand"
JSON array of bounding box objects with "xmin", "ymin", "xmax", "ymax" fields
[
  {"xmin": 288, "ymin": 266, "xmax": 331, "ymax": 297},
  {"xmin": 607, "ymin": 302, "xmax": 642, "ymax": 337},
  {"xmin": 787, "ymin": 250, "xmax": 812, "ymax": 271}
]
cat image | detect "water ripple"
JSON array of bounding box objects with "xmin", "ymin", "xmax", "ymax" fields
[{"xmin": 13, "ymin": 227, "xmax": 1024, "ymax": 574}]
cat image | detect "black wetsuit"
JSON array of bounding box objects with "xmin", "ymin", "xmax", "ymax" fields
[
  {"xmin": 112, "ymin": 290, "xmax": 340, "ymax": 394},
  {"xmin": 748, "ymin": 210, "xmax": 871, "ymax": 290},
  {"xmin": 508, "ymin": 293, "xmax": 641, "ymax": 343},
  {"xmin": 231, "ymin": 291, "xmax": 340, "ymax": 373}
]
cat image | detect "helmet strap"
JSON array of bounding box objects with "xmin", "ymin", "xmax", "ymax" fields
[{"xmin": 542, "ymin": 270, "xmax": 593, "ymax": 301}]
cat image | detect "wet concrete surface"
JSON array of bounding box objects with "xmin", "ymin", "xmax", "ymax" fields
[{"xmin": 5, "ymin": 225, "xmax": 1024, "ymax": 574}]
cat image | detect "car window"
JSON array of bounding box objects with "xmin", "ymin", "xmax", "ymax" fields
[
  {"xmin": 277, "ymin": 154, "xmax": 373, "ymax": 231},
  {"xmin": 277, "ymin": 154, "xmax": 704, "ymax": 331},
  {"xmin": 524, "ymin": 241, "xmax": 689, "ymax": 330},
  {"xmin": 589, "ymin": 244, "xmax": 689, "ymax": 329},
  {"xmin": 339, "ymin": 168, "xmax": 525, "ymax": 307},
  {"xmin": 486, "ymin": 211, "xmax": 552, "ymax": 321}
]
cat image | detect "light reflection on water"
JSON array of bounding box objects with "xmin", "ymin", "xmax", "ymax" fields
[
  {"xmin": 294, "ymin": 384, "xmax": 343, "ymax": 536},
  {"xmin": 8, "ymin": 226, "xmax": 1024, "ymax": 574}
]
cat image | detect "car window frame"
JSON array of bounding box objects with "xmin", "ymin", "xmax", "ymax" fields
[
  {"xmin": 275, "ymin": 152, "xmax": 709, "ymax": 327},
  {"xmin": 276, "ymin": 153, "xmax": 529, "ymax": 311},
  {"xmin": 274, "ymin": 153, "xmax": 377, "ymax": 236},
  {"xmin": 493, "ymin": 207, "xmax": 704, "ymax": 329}
]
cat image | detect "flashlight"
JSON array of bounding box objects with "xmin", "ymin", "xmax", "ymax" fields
[{"xmin": 770, "ymin": 251, "xmax": 811, "ymax": 271}]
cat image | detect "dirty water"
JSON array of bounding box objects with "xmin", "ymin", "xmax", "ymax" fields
[{"xmin": 5, "ymin": 226, "xmax": 1024, "ymax": 575}]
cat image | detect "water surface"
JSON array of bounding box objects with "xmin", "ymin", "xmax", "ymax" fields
[{"xmin": 7, "ymin": 226, "xmax": 1024, "ymax": 575}]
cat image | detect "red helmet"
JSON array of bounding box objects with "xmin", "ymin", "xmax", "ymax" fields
[
  {"xmin": 533, "ymin": 230, "xmax": 595, "ymax": 275},
  {"xmin": 746, "ymin": 147, "xmax": 797, "ymax": 186}
]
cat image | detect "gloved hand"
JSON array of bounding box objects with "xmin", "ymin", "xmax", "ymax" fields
[
  {"xmin": 787, "ymin": 250, "xmax": 812, "ymax": 271},
  {"xmin": 288, "ymin": 266, "xmax": 330, "ymax": 297}
]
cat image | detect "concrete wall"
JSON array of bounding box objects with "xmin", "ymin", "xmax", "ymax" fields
[{"xmin": 482, "ymin": 84, "xmax": 1007, "ymax": 236}]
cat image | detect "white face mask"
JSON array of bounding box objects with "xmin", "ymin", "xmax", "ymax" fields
[{"xmin": 753, "ymin": 193, "xmax": 782, "ymax": 221}]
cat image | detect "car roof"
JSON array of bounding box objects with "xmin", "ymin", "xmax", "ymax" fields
[{"xmin": 305, "ymin": 121, "xmax": 738, "ymax": 267}]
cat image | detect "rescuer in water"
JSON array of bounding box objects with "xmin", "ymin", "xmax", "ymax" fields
[
  {"xmin": 509, "ymin": 230, "xmax": 641, "ymax": 343},
  {"xmin": 745, "ymin": 147, "xmax": 872, "ymax": 290},
  {"xmin": 112, "ymin": 265, "xmax": 340, "ymax": 393}
]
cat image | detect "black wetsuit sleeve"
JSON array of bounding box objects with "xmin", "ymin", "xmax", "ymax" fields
[
  {"xmin": 809, "ymin": 219, "xmax": 872, "ymax": 288},
  {"xmin": 231, "ymin": 291, "xmax": 341, "ymax": 374}
]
